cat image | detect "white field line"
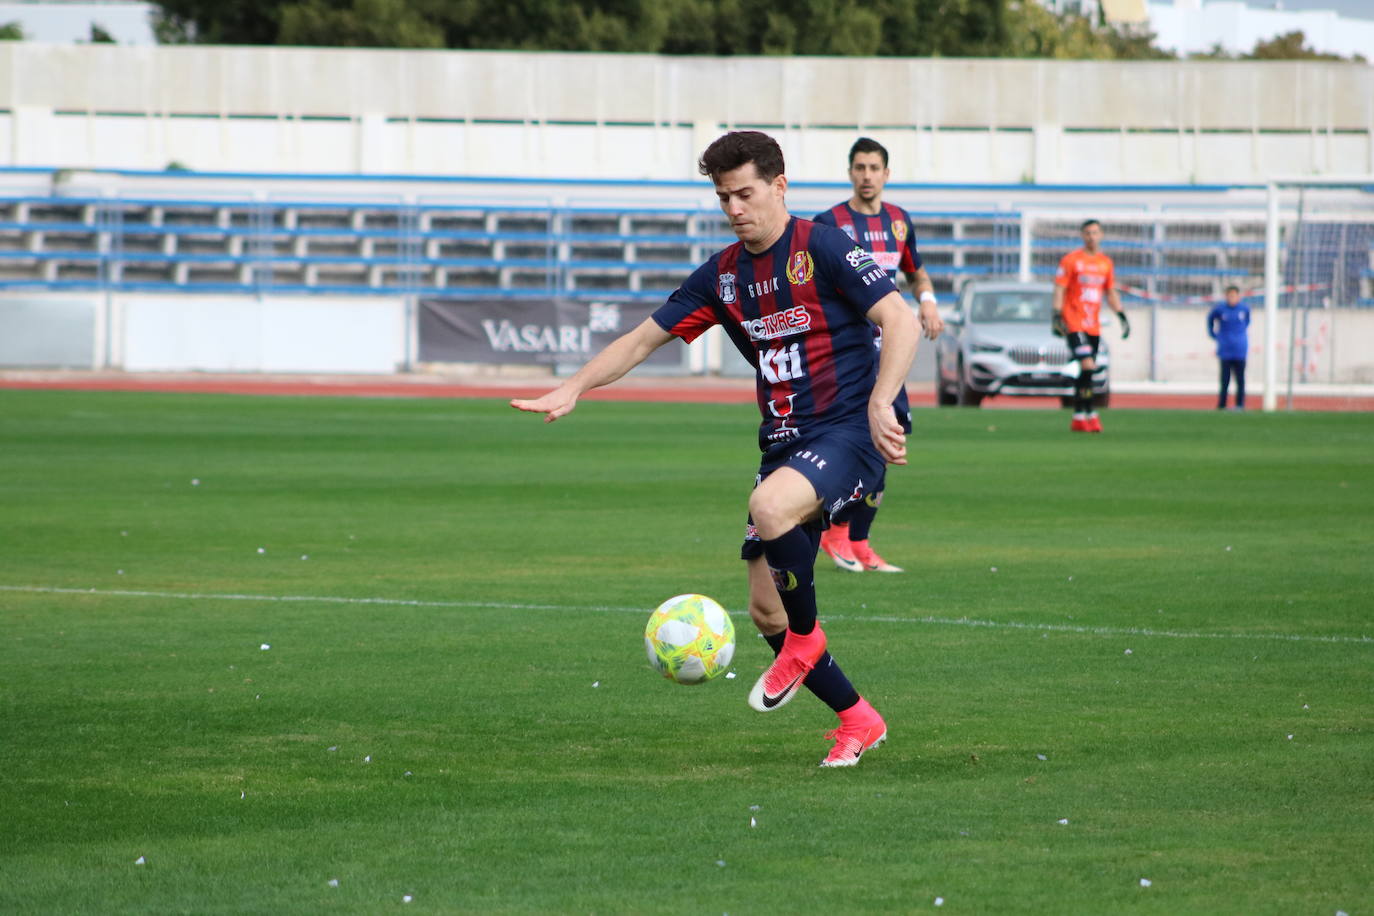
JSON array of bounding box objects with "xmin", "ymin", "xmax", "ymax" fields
[{"xmin": 3, "ymin": 584, "xmax": 1371, "ymax": 646}]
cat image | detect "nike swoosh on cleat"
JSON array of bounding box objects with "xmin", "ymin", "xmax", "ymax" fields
[{"xmin": 761, "ymin": 675, "xmax": 804, "ymax": 708}]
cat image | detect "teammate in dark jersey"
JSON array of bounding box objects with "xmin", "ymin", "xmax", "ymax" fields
[
  {"xmin": 512, "ymin": 131, "xmax": 918, "ymax": 768},
  {"xmin": 812, "ymin": 137, "xmax": 943, "ymax": 575}
]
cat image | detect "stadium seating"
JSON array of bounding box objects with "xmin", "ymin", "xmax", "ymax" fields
[{"xmin": 0, "ymin": 191, "xmax": 1366, "ymax": 304}]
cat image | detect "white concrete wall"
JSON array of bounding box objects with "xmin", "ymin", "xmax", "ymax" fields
[
  {"xmin": 1109, "ymin": 305, "xmax": 1374, "ymax": 385},
  {"xmin": 116, "ymin": 294, "xmax": 408, "ymax": 373},
  {"xmin": 1, "ymin": 44, "xmax": 1370, "ymax": 182},
  {"xmin": 6, "ymin": 292, "xmax": 1372, "ymax": 382}
]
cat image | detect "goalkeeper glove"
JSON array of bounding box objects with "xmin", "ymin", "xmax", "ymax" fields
[
  {"xmin": 1051, "ymin": 312, "xmax": 1067, "ymax": 338},
  {"xmin": 1117, "ymin": 311, "xmax": 1130, "ymax": 339}
]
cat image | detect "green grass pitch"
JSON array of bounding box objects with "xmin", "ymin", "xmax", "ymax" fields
[{"xmin": 1, "ymin": 390, "xmax": 1371, "ymax": 914}]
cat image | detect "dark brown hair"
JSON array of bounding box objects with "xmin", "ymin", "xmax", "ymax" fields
[
  {"xmin": 698, "ymin": 131, "xmax": 786, "ymax": 183},
  {"xmin": 848, "ymin": 137, "xmax": 889, "ymax": 168}
]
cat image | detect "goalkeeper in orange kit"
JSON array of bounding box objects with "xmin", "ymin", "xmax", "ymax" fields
[{"xmin": 1052, "ymin": 219, "xmax": 1129, "ymax": 433}]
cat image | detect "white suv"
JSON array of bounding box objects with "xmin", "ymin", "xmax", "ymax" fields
[{"xmin": 934, "ymin": 280, "xmax": 1110, "ymax": 408}]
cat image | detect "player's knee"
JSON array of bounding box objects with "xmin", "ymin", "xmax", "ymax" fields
[
  {"xmin": 1079, "ymin": 357, "xmax": 1096, "ymax": 371},
  {"xmin": 747, "ymin": 488, "xmax": 792, "ymax": 539}
]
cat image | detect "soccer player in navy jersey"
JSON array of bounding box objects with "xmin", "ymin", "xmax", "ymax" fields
[
  {"xmin": 512, "ymin": 130, "xmax": 918, "ymax": 767},
  {"xmin": 813, "ymin": 137, "xmax": 943, "ymax": 575}
]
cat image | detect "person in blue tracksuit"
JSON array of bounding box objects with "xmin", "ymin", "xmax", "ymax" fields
[{"xmin": 1208, "ymin": 285, "xmax": 1251, "ymax": 410}]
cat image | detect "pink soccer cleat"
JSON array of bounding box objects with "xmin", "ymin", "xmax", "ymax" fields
[
  {"xmin": 820, "ymin": 700, "xmax": 888, "ymax": 768},
  {"xmin": 748, "ymin": 626, "xmax": 827, "ymax": 712},
  {"xmin": 820, "ymin": 522, "xmax": 863, "ymax": 573},
  {"xmin": 849, "ymin": 540, "xmax": 903, "ymax": 573}
]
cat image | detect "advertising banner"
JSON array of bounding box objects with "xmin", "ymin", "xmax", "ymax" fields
[{"xmin": 418, "ymin": 298, "xmax": 682, "ymax": 370}]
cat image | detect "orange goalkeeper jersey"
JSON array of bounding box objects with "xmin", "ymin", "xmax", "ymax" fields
[{"xmin": 1054, "ymin": 248, "xmax": 1115, "ymax": 335}]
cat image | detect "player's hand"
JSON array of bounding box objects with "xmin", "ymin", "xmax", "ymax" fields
[
  {"xmin": 1117, "ymin": 311, "xmax": 1131, "ymax": 340},
  {"xmin": 868, "ymin": 401, "xmax": 907, "ymax": 466},
  {"xmin": 1051, "ymin": 312, "xmax": 1067, "ymax": 338},
  {"xmin": 510, "ymin": 388, "xmax": 579, "ymax": 423},
  {"xmin": 917, "ymin": 300, "xmax": 944, "ymax": 340}
]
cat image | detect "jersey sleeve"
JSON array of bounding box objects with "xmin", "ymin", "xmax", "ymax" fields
[
  {"xmin": 652, "ymin": 260, "xmax": 721, "ymax": 343},
  {"xmin": 1054, "ymin": 253, "xmax": 1072, "ymax": 288},
  {"xmin": 1104, "ymin": 256, "xmax": 1115, "ymax": 293},
  {"xmin": 889, "ymin": 207, "xmax": 922, "ymax": 275},
  {"xmin": 900, "ymin": 229, "xmax": 923, "ymax": 275},
  {"xmin": 1207, "ymin": 305, "xmax": 1221, "ymax": 339},
  {"xmin": 811, "ymin": 223, "xmax": 898, "ymax": 314}
]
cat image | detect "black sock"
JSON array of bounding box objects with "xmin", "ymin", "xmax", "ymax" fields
[
  {"xmin": 761, "ymin": 525, "xmax": 819, "ymax": 635},
  {"xmin": 847, "ymin": 494, "xmax": 880, "ymax": 542},
  {"xmin": 1076, "ymin": 367, "xmax": 1094, "ymax": 414},
  {"xmin": 762, "ymin": 631, "xmax": 860, "ymax": 713}
]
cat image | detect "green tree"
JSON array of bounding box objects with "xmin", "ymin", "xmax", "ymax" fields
[
  {"xmin": 1245, "ymin": 30, "xmax": 1346, "ymax": 61},
  {"xmin": 278, "ymin": 0, "xmax": 444, "ymax": 47},
  {"xmin": 90, "ymin": 23, "xmax": 117, "ymax": 43},
  {"xmin": 0, "ymin": 21, "xmax": 24, "ymax": 40},
  {"xmin": 1188, "ymin": 42, "xmax": 1234, "ymax": 60},
  {"xmin": 145, "ymin": 0, "xmax": 1178, "ymax": 58},
  {"xmin": 433, "ymin": 0, "xmax": 670, "ymax": 52},
  {"xmin": 152, "ymin": 0, "xmax": 282, "ymax": 44},
  {"xmin": 1002, "ymin": 1, "xmax": 1171, "ymax": 60},
  {"xmin": 881, "ymin": 0, "xmax": 1009, "ymax": 58},
  {"xmin": 1101, "ymin": 23, "xmax": 1172, "ymax": 60}
]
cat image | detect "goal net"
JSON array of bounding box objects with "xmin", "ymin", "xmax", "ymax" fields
[{"xmin": 1263, "ymin": 179, "xmax": 1374, "ymax": 409}]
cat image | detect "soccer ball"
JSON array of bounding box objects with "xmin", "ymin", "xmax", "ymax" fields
[{"xmin": 644, "ymin": 594, "xmax": 735, "ymax": 685}]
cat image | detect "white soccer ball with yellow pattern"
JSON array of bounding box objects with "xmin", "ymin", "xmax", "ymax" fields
[{"xmin": 644, "ymin": 594, "xmax": 736, "ymax": 685}]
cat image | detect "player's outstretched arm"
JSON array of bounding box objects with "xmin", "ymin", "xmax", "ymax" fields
[
  {"xmin": 510, "ymin": 318, "xmax": 674, "ymax": 423},
  {"xmin": 866, "ymin": 290, "xmax": 919, "ymax": 465}
]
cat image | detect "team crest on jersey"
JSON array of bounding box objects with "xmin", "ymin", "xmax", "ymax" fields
[
  {"xmin": 785, "ymin": 251, "xmax": 815, "ymax": 286},
  {"xmin": 719, "ymin": 272, "xmax": 737, "ymax": 304},
  {"xmin": 840, "ymin": 223, "xmax": 857, "ymax": 241},
  {"xmin": 891, "ymin": 219, "xmax": 908, "ymax": 243}
]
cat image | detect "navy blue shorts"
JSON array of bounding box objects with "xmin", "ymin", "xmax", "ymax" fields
[{"xmin": 740, "ymin": 425, "xmax": 886, "ymax": 560}]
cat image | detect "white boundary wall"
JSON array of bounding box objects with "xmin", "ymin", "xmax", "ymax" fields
[
  {"xmin": 0, "ymin": 292, "xmax": 410, "ymax": 374},
  {"xmin": 1, "ymin": 45, "xmax": 1371, "ymax": 183},
  {"xmin": 6, "ymin": 290, "xmax": 1374, "ymax": 385}
]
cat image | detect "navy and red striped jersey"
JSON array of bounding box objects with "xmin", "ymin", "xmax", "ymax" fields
[
  {"xmin": 813, "ymin": 202, "xmax": 922, "ymax": 281},
  {"xmin": 815, "ymin": 201, "xmax": 919, "ymax": 431},
  {"xmin": 652, "ymin": 217, "xmax": 898, "ymax": 452}
]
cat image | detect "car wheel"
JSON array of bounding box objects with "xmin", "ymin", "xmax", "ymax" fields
[
  {"xmin": 956, "ymin": 359, "xmax": 983, "ymax": 407},
  {"xmin": 937, "ymin": 378, "xmax": 957, "ymax": 406}
]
